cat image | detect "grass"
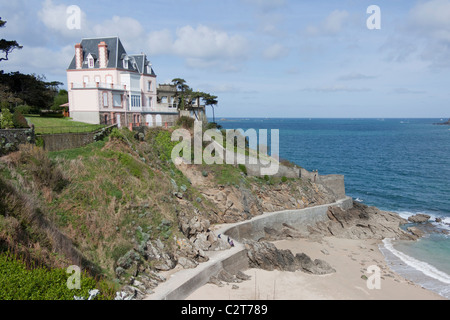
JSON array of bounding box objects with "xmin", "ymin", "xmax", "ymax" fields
[{"xmin": 25, "ymin": 115, "xmax": 105, "ymax": 134}]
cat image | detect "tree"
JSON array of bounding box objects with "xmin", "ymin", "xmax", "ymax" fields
[
  {"xmin": 203, "ymin": 94, "xmax": 218, "ymax": 123},
  {"xmin": 52, "ymin": 89, "xmax": 68, "ymax": 112},
  {"xmin": 0, "ymin": 18, "xmax": 22, "ymax": 62},
  {"xmin": 0, "ymin": 71, "xmax": 62, "ymax": 112},
  {"xmin": 172, "ymin": 78, "xmax": 190, "ymax": 110}
]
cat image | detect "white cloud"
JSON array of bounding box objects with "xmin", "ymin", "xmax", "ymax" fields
[
  {"xmin": 381, "ymin": 0, "xmax": 450, "ymax": 69},
  {"xmin": 93, "ymin": 16, "xmax": 145, "ymax": 46},
  {"xmin": 390, "ymin": 88, "xmax": 426, "ymax": 95},
  {"xmin": 302, "ymin": 85, "xmax": 371, "ymax": 93},
  {"xmin": 305, "ymin": 10, "xmax": 350, "ymax": 36},
  {"xmin": 4, "ymin": 44, "xmax": 73, "ymax": 79},
  {"xmin": 147, "ymin": 25, "xmax": 249, "ymax": 70},
  {"xmin": 262, "ymin": 43, "xmax": 289, "ymax": 60},
  {"xmin": 338, "ymin": 72, "xmax": 377, "ymax": 81},
  {"xmin": 408, "ymin": 0, "xmax": 450, "ymax": 41},
  {"xmin": 37, "ymin": 0, "xmax": 87, "ymax": 40}
]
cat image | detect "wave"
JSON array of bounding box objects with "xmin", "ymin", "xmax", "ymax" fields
[
  {"xmin": 382, "ymin": 238, "xmax": 450, "ymax": 285},
  {"xmin": 394, "ymin": 210, "xmax": 450, "ymax": 234}
]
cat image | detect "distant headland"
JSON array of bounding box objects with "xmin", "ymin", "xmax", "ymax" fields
[{"xmin": 434, "ymin": 118, "xmax": 450, "ymax": 125}]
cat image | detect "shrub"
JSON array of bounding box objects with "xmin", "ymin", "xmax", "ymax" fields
[
  {"xmin": 15, "ymin": 105, "xmax": 32, "ymax": 115},
  {"xmin": 17, "ymin": 144, "xmax": 68, "ymax": 192},
  {"xmin": 109, "ymin": 128, "xmax": 125, "ymax": 141},
  {"xmin": 12, "ymin": 110, "xmax": 29, "ymax": 128},
  {"xmin": 238, "ymin": 164, "xmax": 247, "ymax": 175},
  {"xmin": 0, "ymin": 108, "xmax": 14, "ymax": 129},
  {"xmin": 205, "ymin": 122, "xmax": 222, "ymax": 130},
  {"xmin": 281, "ymin": 176, "xmax": 288, "ymax": 183},
  {"xmin": 176, "ymin": 116, "xmax": 194, "ymax": 129}
]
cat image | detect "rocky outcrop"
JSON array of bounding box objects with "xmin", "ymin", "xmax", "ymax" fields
[
  {"xmin": 434, "ymin": 119, "xmax": 450, "ymax": 125},
  {"xmin": 244, "ymin": 240, "xmax": 335, "ymax": 275},
  {"xmin": 306, "ymin": 202, "xmax": 418, "ymax": 241},
  {"xmin": 408, "ymin": 214, "xmax": 431, "ymax": 223}
]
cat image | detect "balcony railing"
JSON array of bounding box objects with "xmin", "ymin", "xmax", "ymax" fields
[
  {"xmin": 142, "ymin": 106, "xmax": 179, "ymax": 113},
  {"xmin": 71, "ymin": 82, "xmax": 127, "ymax": 91}
]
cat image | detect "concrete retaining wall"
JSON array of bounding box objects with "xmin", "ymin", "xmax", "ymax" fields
[
  {"xmin": 223, "ymin": 196, "xmax": 353, "ymax": 242},
  {"xmin": 146, "ymin": 196, "xmax": 353, "ymax": 300}
]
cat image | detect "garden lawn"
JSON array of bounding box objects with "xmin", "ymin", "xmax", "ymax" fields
[{"xmin": 25, "ymin": 115, "xmax": 105, "ymax": 134}]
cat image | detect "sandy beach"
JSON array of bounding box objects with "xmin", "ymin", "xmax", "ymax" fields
[{"xmin": 186, "ymin": 236, "xmax": 445, "ymax": 300}]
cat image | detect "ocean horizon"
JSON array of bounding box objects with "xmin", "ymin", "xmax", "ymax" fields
[{"xmin": 218, "ymin": 117, "xmax": 450, "ymax": 299}]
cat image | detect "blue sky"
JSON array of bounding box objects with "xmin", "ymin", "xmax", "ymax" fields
[{"xmin": 1, "ymin": 0, "xmax": 450, "ymax": 118}]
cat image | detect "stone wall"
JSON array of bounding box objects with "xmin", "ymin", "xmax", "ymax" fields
[
  {"xmin": 0, "ymin": 127, "xmax": 35, "ymax": 155},
  {"xmin": 40, "ymin": 132, "xmax": 96, "ymax": 152}
]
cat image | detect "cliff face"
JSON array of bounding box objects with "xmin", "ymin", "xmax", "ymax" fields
[{"xmin": 0, "ymin": 127, "xmax": 342, "ymax": 299}]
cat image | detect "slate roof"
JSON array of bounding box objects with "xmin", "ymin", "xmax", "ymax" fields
[{"xmin": 67, "ymin": 37, "xmax": 155, "ymax": 75}]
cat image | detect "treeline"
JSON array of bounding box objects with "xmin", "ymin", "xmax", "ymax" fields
[
  {"xmin": 0, "ymin": 71, "xmax": 67, "ymax": 114},
  {"xmin": 1, "ymin": 17, "xmax": 67, "ymax": 120}
]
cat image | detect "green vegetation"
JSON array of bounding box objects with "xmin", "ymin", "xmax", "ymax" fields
[
  {"xmin": 1, "ymin": 124, "xmax": 289, "ymax": 299},
  {"xmin": 51, "ymin": 89, "xmax": 68, "ymax": 112},
  {"xmin": 176, "ymin": 116, "xmax": 194, "ymax": 129},
  {"xmin": 0, "ymin": 252, "xmax": 113, "ymax": 300},
  {"xmin": 0, "ymin": 107, "xmax": 13, "ymax": 129},
  {"xmin": 26, "ymin": 115, "xmax": 105, "ymax": 134}
]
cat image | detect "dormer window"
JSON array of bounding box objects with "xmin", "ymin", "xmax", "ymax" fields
[
  {"xmin": 147, "ymin": 65, "xmax": 152, "ymax": 74},
  {"xmin": 87, "ymin": 53, "xmax": 95, "ymax": 69}
]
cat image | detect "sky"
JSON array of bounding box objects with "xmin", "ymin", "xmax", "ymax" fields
[{"xmin": 1, "ymin": 0, "xmax": 449, "ymax": 118}]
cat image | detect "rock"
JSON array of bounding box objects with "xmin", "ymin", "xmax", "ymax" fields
[
  {"xmin": 217, "ymin": 270, "xmax": 239, "ymax": 283},
  {"xmin": 408, "ymin": 214, "xmax": 431, "ymax": 223},
  {"xmin": 236, "ymin": 271, "xmax": 251, "ymax": 281},
  {"xmin": 232, "ymin": 285, "xmax": 239, "ymax": 290},
  {"xmin": 436, "ymin": 218, "xmax": 442, "ymax": 223},
  {"xmin": 177, "ymin": 257, "xmax": 198, "ymax": 269},
  {"xmin": 320, "ymin": 249, "xmax": 330, "ymax": 256},
  {"xmin": 407, "ymin": 227, "xmax": 425, "ymax": 238},
  {"xmin": 308, "ymin": 203, "xmax": 415, "ymax": 241},
  {"xmin": 208, "ymin": 276, "xmax": 224, "ymax": 287},
  {"xmin": 296, "ymin": 253, "xmax": 336, "ymax": 275},
  {"xmin": 244, "ymin": 240, "xmax": 335, "ymax": 275}
]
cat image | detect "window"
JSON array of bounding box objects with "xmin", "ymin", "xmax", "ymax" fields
[
  {"xmin": 106, "ymin": 75, "xmax": 113, "ymax": 84},
  {"xmin": 170, "ymin": 97, "xmax": 175, "ymax": 107},
  {"xmin": 113, "ymin": 94, "xmax": 122, "ymax": 107},
  {"xmin": 103, "ymin": 92, "xmax": 108, "ymax": 107},
  {"xmin": 161, "ymin": 96, "xmax": 168, "ymax": 104},
  {"xmin": 147, "ymin": 65, "xmax": 152, "ymax": 74},
  {"xmin": 147, "ymin": 81, "xmax": 152, "ymax": 92},
  {"xmin": 123, "ymin": 59, "xmax": 128, "ymax": 69},
  {"xmin": 147, "ymin": 97, "xmax": 152, "ymax": 108},
  {"xmin": 131, "ymin": 95, "xmax": 141, "ymax": 107},
  {"xmin": 83, "ymin": 76, "xmax": 89, "ymax": 84},
  {"xmin": 88, "ymin": 57, "xmax": 94, "ymax": 68},
  {"xmin": 94, "ymin": 76, "xmax": 100, "ymax": 84}
]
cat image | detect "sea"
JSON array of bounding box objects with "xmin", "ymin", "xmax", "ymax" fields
[{"xmin": 218, "ymin": 118, "xmax": 450, "ymax": 299}]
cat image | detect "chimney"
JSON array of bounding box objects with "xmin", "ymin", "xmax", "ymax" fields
[
  {"xmin": 75, "ymin": 43, "xmax": 83, "ymax": 69},
  {"xmin": 98, "ymin": 41, "xmax": 108, "ymax": 68}
]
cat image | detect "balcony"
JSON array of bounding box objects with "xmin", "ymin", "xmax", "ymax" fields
[
  {"xmin": 71, "ymin": 82, "xmax": 127, "ymax": 91},
  {"xmin": 142, "ymin": 105, "xmax": 178, "ymax": 114}
]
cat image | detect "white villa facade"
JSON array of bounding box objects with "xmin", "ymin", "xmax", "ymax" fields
[{"xmin": 67, "ymin": 37, "xmax": 180, "ymax": 127}]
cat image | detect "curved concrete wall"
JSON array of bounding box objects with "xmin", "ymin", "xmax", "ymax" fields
[{"xmin": 146, "ymin": 196, "xmax": 353, "ymax": 300}]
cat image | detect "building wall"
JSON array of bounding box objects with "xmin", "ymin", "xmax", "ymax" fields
[{"xmin": 69, "ymin": 89, "xmax": 101, "ymax": 124}]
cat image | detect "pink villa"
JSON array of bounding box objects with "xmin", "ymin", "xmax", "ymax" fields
[{"xmin": 67, "ymin": 37, "xmax": 201, "ymax": 127}]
